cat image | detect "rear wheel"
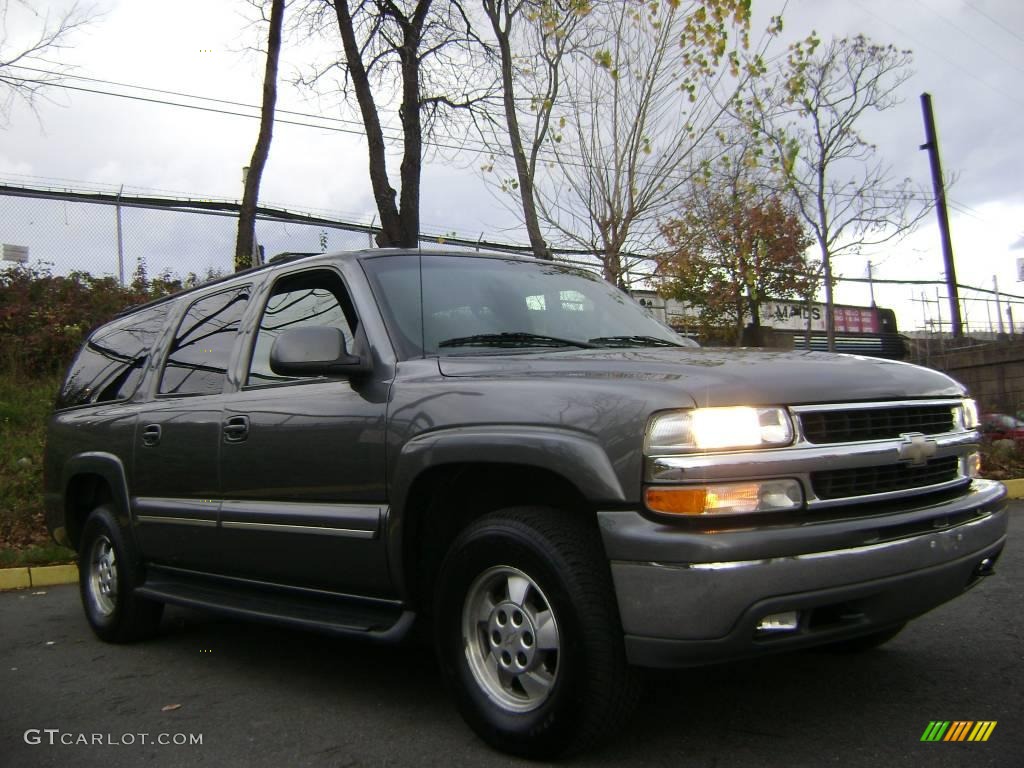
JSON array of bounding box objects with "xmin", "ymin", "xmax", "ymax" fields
[
  {"xmin": 434, "ymin": 507, "xmax": 639, "ymax": 758},
  {"xmin": 79, "ymin": 505, "xmax": 163, "ymax": 642}
]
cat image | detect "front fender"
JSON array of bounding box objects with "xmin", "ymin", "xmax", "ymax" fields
[{"xmin": 386, "ymin": 425, "xmax": 627, "ymax": 594}]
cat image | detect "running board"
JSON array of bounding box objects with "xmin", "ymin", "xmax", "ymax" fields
[{"xmin": 136, "ymin": 566, "xmax": 414, "ymax": 642}]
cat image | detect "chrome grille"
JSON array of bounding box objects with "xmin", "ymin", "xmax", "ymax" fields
[
  {"xmin": 800, "ymin": 405, "xmax": 955, "ymax": 444},
  {"xmin": 810, "ymin": 456, "xmax": 961, "ymax": 500}
]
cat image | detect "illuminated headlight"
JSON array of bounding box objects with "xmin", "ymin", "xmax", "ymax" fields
[
  {"xmin": 645, "ymin": 407, "xmax": 794, "ymax": 454},
  {"xmin": 958, "ymin": 398, "xmax": 979, "ymax": 430},
  {"xmin": 645, "ymin": 479, "xmax": 804, "ymax": 516}
]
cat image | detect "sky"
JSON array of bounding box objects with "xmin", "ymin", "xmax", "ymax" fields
[{"xmin": 2, "ymin": 0, "xmax": 1023, "ymax": 335}]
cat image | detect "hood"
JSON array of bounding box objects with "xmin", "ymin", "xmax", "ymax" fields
[{"xmin": 437, "ymin": 347, "xmax": 964, "ymax": 407}]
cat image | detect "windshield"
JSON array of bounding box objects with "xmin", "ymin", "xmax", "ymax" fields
[{"xmin": 361, "ymin": 253, "xmax": 694, "ymax": 358}]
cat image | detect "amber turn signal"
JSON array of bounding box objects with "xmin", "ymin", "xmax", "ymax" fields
[{"xmin": 644, "ymin": 480, "xmax": 803, "ymax": 516}]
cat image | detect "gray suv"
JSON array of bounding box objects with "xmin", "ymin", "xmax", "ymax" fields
[{"xmin": 45, "ymin": 249, "xmax": 1007, "ymax": 757}]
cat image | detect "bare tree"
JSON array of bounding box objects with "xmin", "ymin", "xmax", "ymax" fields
[
  {"xmin": 293, "ymin": 1, "xmax": 493, "ymax": 247},
  {"xmin": 747, "ymin": 34, "xmax": 927, "ymax": 351},
  {"xmin": 530, "ymin": 0, "xmax": 755, "ymax": 286},
  {"xmin": 235, "ymin": 0, "xmax": 285, "ymax": 272},
  {"xmin": 0, "ymin": 0, "xmax": 97, "ymax": 124},
  {"xmin": 479, "ymin": 0, "xmax": 589, "ymax": 260}
]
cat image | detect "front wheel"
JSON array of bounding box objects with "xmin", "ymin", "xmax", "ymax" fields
[
  {"xmin": 79, "ymin": 505, "xmax": 163, "ymax": 643},
  {"xmin": 434, "ymin": 507, "xmax": 638, "ymax": 759}
]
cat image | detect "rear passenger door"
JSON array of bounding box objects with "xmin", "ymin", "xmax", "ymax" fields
[
  {"xmin": 131, "ymin": 286, "xmax": 249, "ymax": 571},
  {"xmin": 218, "ymin": 267, "xmax": 391, "ymax": 595}
]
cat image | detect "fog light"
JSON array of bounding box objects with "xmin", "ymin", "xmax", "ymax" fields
[
  {"xmin": 965, "ymin": 451, "xmax": 981, "ymax": 478},
  {"xmin": 756, "ymin": 611, "xmax": 800, "ymax": 634}
]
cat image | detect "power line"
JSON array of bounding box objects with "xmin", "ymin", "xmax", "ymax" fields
[
  {"xmin": 848, "ymin": 0, "xmax": 1024, "ymax": 110},
  {"xmin": 962, "ymin": 0, "xmax": 1024, "ymax": 45},
  {"xmin": 14, "ymin": 66, "xmax": 960, "ymax": 207},
  {"xmin": 7, "ymin": 65, "xmax": 1004, "ymax": 231},
  {"xmin": 10, "ymin": 64, "xmax": 375, "ymax": 133},
  {"xmin": 911, "ymin": 0, "xmax": 1024, "ymax": 77}
]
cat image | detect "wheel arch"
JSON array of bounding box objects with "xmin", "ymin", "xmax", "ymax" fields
[
  {"xmin": 60, "ymin": 453, "xmax": 132, "ymax": 552},
  {"xmin": 388, "ymin": 427, "xmax": 627, "ymax": 608}
]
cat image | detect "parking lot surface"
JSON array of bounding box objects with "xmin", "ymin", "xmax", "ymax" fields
[{"xmin": 2, "ymin": 509, "xmax": 1021, "ymax": 767}]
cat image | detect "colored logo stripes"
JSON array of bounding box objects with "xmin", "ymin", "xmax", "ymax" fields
[{"xmin": 921, "ymin": 721, "xmax": 997, "ymax": 742}]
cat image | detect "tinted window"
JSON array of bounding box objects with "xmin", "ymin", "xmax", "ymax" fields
[
  {"xmin": 159, "ymin": 287, "xmax": 249, "ymax": 396},
  {"xmin": 362, "ymin": 254, "xmax": 691, "ymax": 358},
  {"xmin": 247, "ymin": 270, "xmax": 357, "ymax": 385},
  {"xmin": 57, "ymin": 304, "xmax": 172, "ymax": 409}
]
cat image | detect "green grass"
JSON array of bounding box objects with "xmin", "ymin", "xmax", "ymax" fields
[
  {"xmin": 0, "ymin": 372, "xmax": 62, "ymax": 557},
  {"xmin": 0, "ymin": 542, "xmax": 76, "ymax": 568}
]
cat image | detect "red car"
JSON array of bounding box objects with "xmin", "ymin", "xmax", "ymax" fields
[{"xmin": 979, "ymin": 413, "xmax": 1024, "ymax": 443}]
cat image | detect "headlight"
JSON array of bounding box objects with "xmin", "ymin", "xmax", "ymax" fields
[
  {"xmin": 644, "ymin": 406, "xmax": 794, "ymax": 453},
  {"xmin": 959, "ymin": 398, "xmax": 979, "ymax": 430}
]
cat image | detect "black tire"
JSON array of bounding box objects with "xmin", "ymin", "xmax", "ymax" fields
[
  {"xmin": 820, "ymin": 623, "xmax": 905, "ymax": 653},
  {"xmin": 79, "ymin": 504, "xmax": 163, "ymax": 643},
  {"xmin": 433, "ymin": 507, "xmax": 639, "ymax": 759}
]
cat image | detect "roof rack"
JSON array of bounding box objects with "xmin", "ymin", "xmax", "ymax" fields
[
  {"xmin": 269, "ymin": 251, "xmax": 322, "ymax": 263},
  {"xmin": 113, "ymin": 251, "xmax": 329, "ymax": 318}
]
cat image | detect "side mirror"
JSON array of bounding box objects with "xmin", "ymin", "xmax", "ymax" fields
[{"xmin": 269, "ymin": 327, "xmax": 370, "ymax": 377}]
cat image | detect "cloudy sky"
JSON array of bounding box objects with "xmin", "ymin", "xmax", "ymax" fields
[{"xmin": 2, "ymin": 0, "xmax": 1023, "ymax": 334}]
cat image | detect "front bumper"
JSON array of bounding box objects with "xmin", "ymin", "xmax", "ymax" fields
[{"xmin": 597, "ymin": 479, "xmax": 1008, "ymax": 668}]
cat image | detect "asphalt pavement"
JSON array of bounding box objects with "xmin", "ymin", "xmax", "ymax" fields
[{"xmin": 2, "ymin": 508, "xmax": 1022, "ymax": 768}]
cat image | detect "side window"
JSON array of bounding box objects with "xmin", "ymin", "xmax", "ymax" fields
[
  {"xmin": 159, "ymin": 287, "xmax": 249, "ymax": 397},
  {"xmin": 247, "ymin": 270, "xmax": 357, "ymax": 386},
  {"xmin": 57, "ymin": 304, "xmax": 173, "ymax": 409}
]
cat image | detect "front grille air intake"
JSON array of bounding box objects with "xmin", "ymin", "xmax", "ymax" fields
[
  {"xmin": 811, "ymin": 456, "xmax": 961, "ymax": 500},
  {"xmin": 800, "ymin": 405, "xmax": 955, "ymax": 444}
]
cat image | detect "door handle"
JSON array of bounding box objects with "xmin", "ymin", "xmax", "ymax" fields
[
  {"xmin": 142, "ymin": 424, "xmax": 161, "ymax": 447},
  {"xmin": 223, "ymin": 415, "xmax": 250, "ymax": 442}
]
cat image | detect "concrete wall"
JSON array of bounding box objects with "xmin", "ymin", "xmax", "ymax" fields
[{"xmin": 907, "ymin": 338, "xmax": 1024, "ymax": 414}]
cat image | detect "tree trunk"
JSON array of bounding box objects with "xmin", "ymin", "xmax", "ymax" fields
[
  {"xmin": 484, "ymin": 1, "xmax": 551, "ymax": 260},
  {"xmin": 602, "ymin": 248, "xmax": 623, "ymax": 285},
  {"xmin": 234, "ymin": 0, "xmax": 284, "ymax": 271},
  {"xmin": 819, "ymin": 239, "xmax": 835, "ymax": 352},
  {"xmin": 815, "ymin": 166, "xmax": 835, "ymax": 352},
  {"xmin": 395, "ymin": 1, "xmax": 432, "ymax": 248},
  {"xmin": 333, "ymin": 1, "xmax": 405, "ymax": 246}
]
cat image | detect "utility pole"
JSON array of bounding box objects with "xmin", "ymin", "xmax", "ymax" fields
[
  {"xmin": 920, "ymin": 93, "xmax": 963, "ymax": 338},
  {"xmin": 867, "ymin": 260, "xmax": 876, "ymax": 306},
  {"xmin": 115, "ymin": 184, "xmax": 125, "ymax": 287},
  {"xmin": 994, "ymin": 275, "xmax": 1007, "ymax": 338}
]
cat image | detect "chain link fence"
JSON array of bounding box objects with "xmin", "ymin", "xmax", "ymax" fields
[
  {"xmin": 5, "ymin": 180, "xmax": 1024, "ymax": 414},
  {"xmin": 0, "ymin": 185, "xmax": 399, "ymax": 282},
  {"xmin": 4, "ymin": 180, "xmax": 1024, "ymax": 341}
]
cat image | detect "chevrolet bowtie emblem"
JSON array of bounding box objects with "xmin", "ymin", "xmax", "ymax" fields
[{"xmin": 898, "ymin": 433, "xmax": 938, "ymax": 466}]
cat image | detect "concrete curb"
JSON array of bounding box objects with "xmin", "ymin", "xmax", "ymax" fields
[
  {"xmin": 0, "ymin": 563, "xmax": 77, "ymax": 591},
  {"xmin": 1002, "ymin": 478, "xmax": 1024, "ymax": 499}
]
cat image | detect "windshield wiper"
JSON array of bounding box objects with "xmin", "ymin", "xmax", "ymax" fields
[
  {"xmin": 438, "ymin": 332, "xmax": 596, "ymax": 349},
  {"xmin": 588, "ymin": 335, "xmax": 684, "ymax": 348}
]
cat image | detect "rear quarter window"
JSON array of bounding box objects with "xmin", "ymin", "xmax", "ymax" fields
[
  {"xmin": 159, "ymin": 286, "xmax": 249, "ymax": 397},
  {"xmin": 57, "ymin": 303, "xmax": 174, "ymax": 409}
]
